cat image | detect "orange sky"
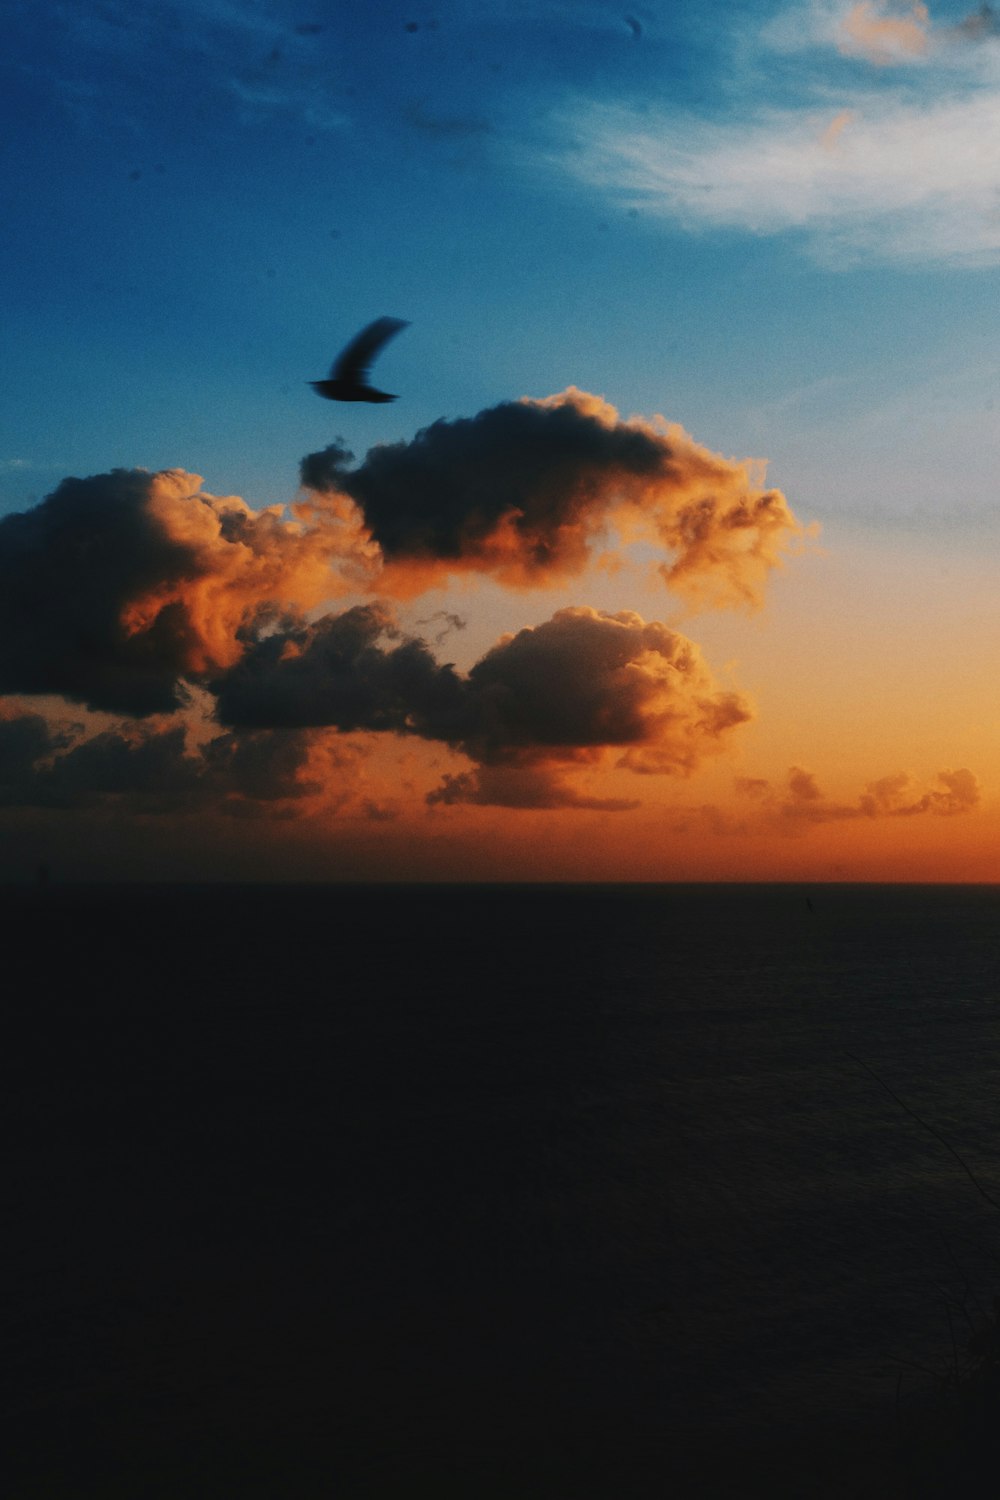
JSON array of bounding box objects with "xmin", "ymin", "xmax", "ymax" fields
[
  {"xmin": 15, "ymin": 520, "xmax": 994, "ymax": 885},
  {"xmin": 313, "ymin": 519, "xmax": 996, "ymax": 884}
]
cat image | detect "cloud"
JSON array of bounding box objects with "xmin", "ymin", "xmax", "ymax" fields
[
  {"xmin": 560, "ymin": 88, "xmax": 1000, "ymax": 265},
  {"xmin": 301, "ymin": 388, "xmax": 801, "ymax": 606},
  {"xmin": 198, "ymin": 727, "xmax": 325, "ymax": 805},
  {"xmin": 731, "ymin": 764, "xmax": 981, "ymax": 827},
  {"xmin": 948, "ymin": 4, "xmax": 1000, "ymax": 42},
  {"xmin": 859, "ymin": 765, "xmax": 981, "ymax": 815},
  {"xmin": 0, "ymin": 602, "xmax": 752, "ymax": 816},
  {"xmin": 0, "ymin": 389, "xmax": 795, "ymax": 724},
  {"xmin": 0, "ymin": 701, "xmax": 70, "ymax": 807},
  {"xmin": 0, "ymin": 394, "xmax": 786, "ymax": 814},
  {"xmin": 32, "ymin": 723, "xmax": 206, "ymax": 812},
  {"xmin": 831, "ymin": 0, "xmax": 1000, "ymax": 57},
  {"xmin": 427, "ymin": 764, "xmax": 641, "ymax": 811},
  {"xmin": 555, "ymin": 0, "xmax": 1000, "ymax": 267},
  {"xmin": 0, "ymin": 700, "xmax": 364, "ymax": 818},
  {"xmin": 414, "ymin": 610, "xmax": 467, "ymax": 644},
  {"xmin": 212, "ymin": 603, "xmax": 752, "ymax": 808},
  {"xmin": 0, "ymin": 468, "xmax": 361, "ymax": 715},
  {"xmin": 819, "ymin": 109, "xmax": 857, "ymax": 148},
  {"xmin": 453, "ymin": 607, "xmax": 752, "ymax": 772},
  {"xmin": 838, "ymin": 1, "xmax": 930, "ymax": 64},
  {"xmin": 733, "ymin": 775, "xmax": 771, "ymax": 800},
  {"xmin": 760, "ymin": 1, "xmax": 1000, "ymax": 63},
  {"xmin": 211, "ymin": 603, "xmax": 467, "ymax": 734},
  {"xmin": 787, "ymin": 765, "xmax": 824, "ymax": 803},
  {"xmin": 213, "ymin": 602, "xmax": 753, "ymax": 765}
]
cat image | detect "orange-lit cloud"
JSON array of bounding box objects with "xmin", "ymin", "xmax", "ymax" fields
[
  {"xmin": 213, "ymin": 604, "xmax": 752, "ymax": 809},
  {"xmin": 0, "ymin": 468, "xmax": 364, "ymax": 714},
  {"xmin": 838, "ymin": 1, "xmax": 930, "ymax": 65},
  {"xmin": 0, "ymin": 395, "xmax": 800, "ymax": 723},
  {"xmin": 819, "ymin": 109, "xmax": 856, "ymax": 149},
  {"xmin": 0, "ymin": 395, "xmax": 780, "ymax": 823},
  {"xmin": 859, "ymin": 766, "xmax": 980, "ymax": 817},
  {"xmin": 730, "ymin": 764, "xmax": 981, "ymax": 829},
  {"xmin": 0, "ymin": 603, "xmax": 753, "ymax": 816},
  {"xmin": 301, "ymin": 388, "xmax": 803, "ymax": 608},
  {"xmin": 3, "ymin": 384, "xmax": 994, "ymax": 880},
  {"xmin": 435, "ymin": 607, "xmax": 752, "ymax": 805},
  {"xmin": 456, "ymin": 608, "xmax": 751, "ymax": 770}
]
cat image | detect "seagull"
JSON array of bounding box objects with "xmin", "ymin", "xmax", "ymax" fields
[{"xmin": 310, "ymin": 317, "xmax": 409, "ymax": 403}]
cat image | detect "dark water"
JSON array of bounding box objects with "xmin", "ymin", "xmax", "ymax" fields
[{"xmin": 6, "ymin": 883, "xmax": 1000, "ymax": 1496}]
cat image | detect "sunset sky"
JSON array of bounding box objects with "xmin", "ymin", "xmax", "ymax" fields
[{"xmin": 3, "ymin": 0, "xmax": 1000, "ymax": 880}]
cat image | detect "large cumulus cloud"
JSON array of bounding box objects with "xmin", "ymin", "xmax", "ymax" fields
[
  {"xmin": 0, "ymin": 394, "xmax": 799, "ymax": 721},
  {"xmin": 212, "ymin": 603, "xmax": 752, "ymax": 808},
  {"xmin": 0, "ymin": 468, "xmax": 359, "ymax": 714},
  {"xmin": 0, "ymin": 597, "xmax": 751, "ymax": 813},
  {"xmin": 0, "ymin": 393, "xmax": 802, "ymax": 814},
  {"xmin": 301, "ymin": 388, "xmax": 802, "ymax": 605},
  {"xmin": 451, "ymin": 607, "xmax": 751, "ymax": 773}
]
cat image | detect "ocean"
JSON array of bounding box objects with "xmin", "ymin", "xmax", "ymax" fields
[{"xmin": 7, "ymin": 883, "xmax": 1000, "ymax": 1496}]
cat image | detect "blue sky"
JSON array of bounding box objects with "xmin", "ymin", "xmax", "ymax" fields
[{"xmin": 5, "ymin": 0, "xmax": 999, "ymax": 526}]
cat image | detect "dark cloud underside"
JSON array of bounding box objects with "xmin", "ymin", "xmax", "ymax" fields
[{"xmin": 301, "ymin": 388, "xmax": 801, "ymax": 602}]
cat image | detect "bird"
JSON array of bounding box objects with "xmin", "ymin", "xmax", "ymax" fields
[{"xmin": 310, "ymin": 317, "xmax": 409, "ymax": 402}]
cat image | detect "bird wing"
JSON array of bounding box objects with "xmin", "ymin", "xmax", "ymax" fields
[{"xmin": 330, "ymin": 317, "xmax": 409, "ymax": 383}]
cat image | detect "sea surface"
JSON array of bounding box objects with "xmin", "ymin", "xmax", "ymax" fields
[{"xmin": 6, "ymin": 883, "xmax": 1000, "ymax": 1497}]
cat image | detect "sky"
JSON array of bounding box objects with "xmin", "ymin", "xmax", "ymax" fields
[{"xmin": 2, "ymin": 0, "xmax": 1000, "ymax": 881}]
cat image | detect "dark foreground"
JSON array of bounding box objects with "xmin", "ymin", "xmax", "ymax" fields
[{"xmin": 7, "ymin": 883, "xmax": 1000, "ymax": 1496}]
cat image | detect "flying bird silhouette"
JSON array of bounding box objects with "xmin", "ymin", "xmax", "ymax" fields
[{"xmin": 310, "ymin": 317, "xmax": 409, "ymax": 402}]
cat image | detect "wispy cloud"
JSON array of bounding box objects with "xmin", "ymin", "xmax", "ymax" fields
[
  {"xmin": 837, "ymin": 1, "xmax": 930, "ymax": 65},
  {"xmin": 554, "ymin": 2, "xmax": 1000, "ymax": 266},
  {"xmin": 559, "ymin": 86, "xmax": 1000, "ymax": 265},
  {"xmin": 764, "ymin": 0, "xmax": 999, "ymax": 62}
]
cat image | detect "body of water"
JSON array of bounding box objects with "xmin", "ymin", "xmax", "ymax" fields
[{"xmin": 7, "ymin": 883, "xmax": 1000, "ymax": 1495}]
